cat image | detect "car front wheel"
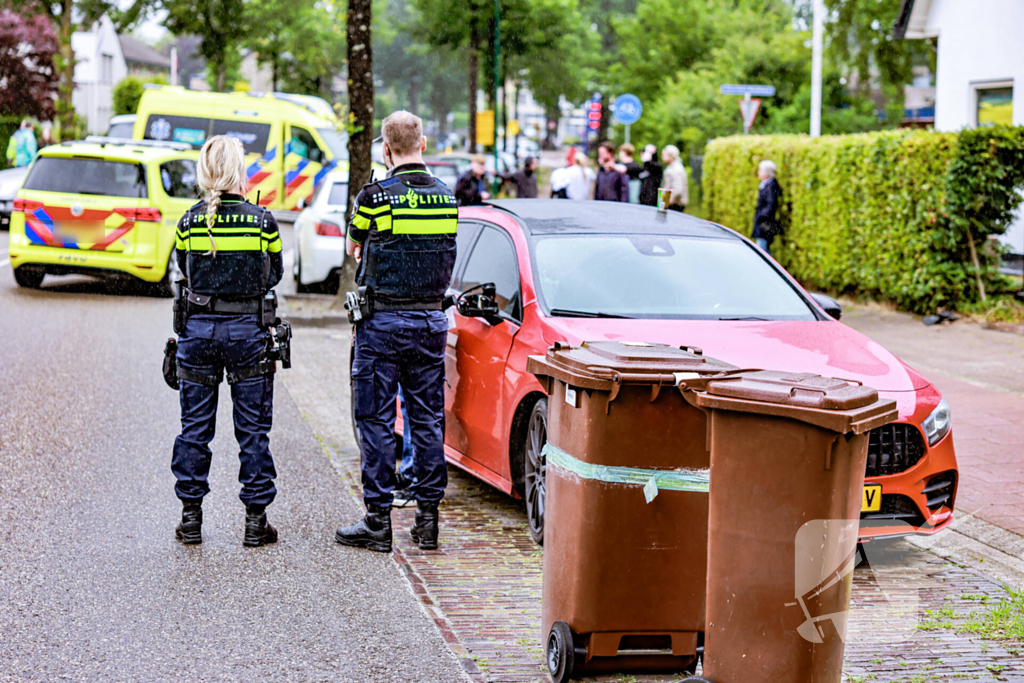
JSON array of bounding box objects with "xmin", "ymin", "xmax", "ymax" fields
[{"xmin": 524, "ymin": 397, "xmax": 548, "ymax": 545}]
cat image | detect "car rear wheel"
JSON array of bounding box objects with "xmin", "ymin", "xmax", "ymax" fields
[
  {"xmin": 296, "ymin": 252, "xmax": 314, "ymax": 294},
  {"xmin": 13, "ymin": 266, "xmax": 44, "ymax": 289},
  {"xmin": 524, "ymin": 397, "xmax": 548, "ymax": 545},
  {"xmin": 150, "ymin": 252, "xmax": 180, "ymax": 298}
]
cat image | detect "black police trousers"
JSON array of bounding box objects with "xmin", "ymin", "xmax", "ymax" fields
[
  {"xmin": 351, "ymin": 311, "xmax": 448, "ymax": 509},
  {"xmin": 172, "ymin": 314, "xmax": 277, "ymax": 507}
]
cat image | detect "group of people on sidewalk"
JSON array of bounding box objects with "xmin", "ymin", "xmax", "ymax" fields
[
  {"xmin": 551, "ymin": 142, "xmax": 689, "ymax": 211},
  {"xmin": 5, "ymin": 119, "xmax": 55, "ymax": 168}
]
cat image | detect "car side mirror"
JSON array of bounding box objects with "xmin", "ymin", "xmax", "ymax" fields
[
  {"xmin": 457, "ymin": 283, "xmax": 503, "ymax": 325},
  {"xmin": 810, "ymin": 292, "xmax": 842, "ymax": 320},
  {"xmin": 296, "ymin": 197, "xmax": 308, "ymax": 210}
]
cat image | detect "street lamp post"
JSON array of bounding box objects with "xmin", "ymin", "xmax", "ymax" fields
[
  {"xmin": 810, "ymin": 0, "xmax": 824, "ymax": 138},
  {"xmin": 492, "ymin": 0, "xmax": 501, "ymax": 194}
]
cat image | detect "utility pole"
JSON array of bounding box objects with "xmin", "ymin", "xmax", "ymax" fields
[
  {"xmin": 810, "ymin": 0, "xmax": 824, "ymax": 138},
  {"xmin": 492, "ymin": 0, "xmax": 501, "ymax": 193}
]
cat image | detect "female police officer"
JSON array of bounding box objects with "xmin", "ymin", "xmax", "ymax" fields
[{"xmin": 171, "ymin": 135, "xmax": 283, "ymax": 547}]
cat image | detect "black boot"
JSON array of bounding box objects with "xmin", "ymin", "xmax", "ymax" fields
[
  {"xmin": 243, "ymin": 506, "xmax": 278, "ymax": 547},
  {"xmin": 410, "ymin": 501, "xmax": 439, "ymax": 550},
  {"xmin": 335, "ymin": 506, "xmax": 392, "ymax": 553},
  {"xmin": 175, "ymin": 501, "xmax": 203, "ymax": 545}
]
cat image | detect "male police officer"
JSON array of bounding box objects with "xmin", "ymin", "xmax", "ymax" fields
[{"xmin": 335, "ymin": 111, "xmax": 457, "ymax": 553}]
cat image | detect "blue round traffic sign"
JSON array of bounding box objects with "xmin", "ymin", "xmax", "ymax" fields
[{"xmin": 612, "ymin": 94, "xmax": 642, "ymax": 125}]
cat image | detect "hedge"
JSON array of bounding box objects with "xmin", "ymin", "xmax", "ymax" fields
[{"xmin": 703, "ymin": 127, "xmax": 1024, "ymax": 313}]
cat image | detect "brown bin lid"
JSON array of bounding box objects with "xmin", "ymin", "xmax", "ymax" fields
[
  {"xmin": 526, "ymin": 341, "xmax": 738, "ymax": 392},
  {"xmin": 681, "ymin": 370, "xmax": 898, "ymax": 434}
]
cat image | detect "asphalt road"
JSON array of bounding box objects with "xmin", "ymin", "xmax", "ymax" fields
[{"xmin": 0, "ymin": 225, "xmax": 467, "ymax": 683}]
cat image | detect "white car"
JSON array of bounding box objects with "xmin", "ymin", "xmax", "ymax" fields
[{"xmin": 293, "ymin": 168, "xmax": 349, "ymax": 293}]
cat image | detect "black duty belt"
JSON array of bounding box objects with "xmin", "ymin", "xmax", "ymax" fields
[
  {"xmin": 187, "ymin": 294, "xmax": 262, "ymax": 314},
  {"xmin": 373, "ymin": 301, "xmax": 443, "ymax": 312}
]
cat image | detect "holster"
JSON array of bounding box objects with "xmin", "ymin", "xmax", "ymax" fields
[
  {"xmin": 172, "ymin": 280, "xmax": 188, "ymax": 334},
  {"xmin": 163, "ymin": 338, "xmax": 179, "ymax": 390}
]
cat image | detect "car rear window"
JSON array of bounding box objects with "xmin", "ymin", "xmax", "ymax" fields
[
  {"xmin": 327, "ymin": 181, "xmax": 348, "ymax": 207},
  {"xmin": 23, "ymin": 157, "xmax": 148, "ymax": 198}
]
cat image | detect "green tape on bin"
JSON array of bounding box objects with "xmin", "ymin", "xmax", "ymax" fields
[{"xmin": 542, "ymin": 443, "xmax": 710, "ymax": 493}]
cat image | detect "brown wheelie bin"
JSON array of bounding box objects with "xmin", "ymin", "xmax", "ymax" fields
[
  {"xmin": 676, "ymin": 371, "xmax": 899, "ymax": 683},
  {"xmin": 526, "ymin": 341, "xmax": 737, "ymax": 683}
]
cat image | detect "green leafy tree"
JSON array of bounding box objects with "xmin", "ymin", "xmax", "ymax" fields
[{"xmin": 160, "ymin": 0, "xmax": 247, "ymax": 92}]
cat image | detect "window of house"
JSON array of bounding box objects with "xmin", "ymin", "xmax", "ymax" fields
[
  {"xmin": 101, "ymin": 54, "xmax": 113, "ymax": 84},
  {"xmin": 977, "ymin": 85, "xmax": 1013, "ymax": 127}
]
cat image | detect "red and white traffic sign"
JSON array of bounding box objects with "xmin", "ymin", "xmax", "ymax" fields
[{"xmin": 739, "ymin": 97, "xmax": 761, "ymax": 133}]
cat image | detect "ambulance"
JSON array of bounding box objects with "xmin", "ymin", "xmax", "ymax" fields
[{"xmin": 133, "ymin": 86, "xmax": 349, "ymax": 211}]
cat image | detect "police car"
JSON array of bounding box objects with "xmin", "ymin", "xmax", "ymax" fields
[{"xmin": 8, "ymin": 137, "xmax": 200, "ymax": 295}]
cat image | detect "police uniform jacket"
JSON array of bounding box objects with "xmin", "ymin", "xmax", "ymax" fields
[
  {"xmin": 175, "ymin": 194, "xmax": 283, "ymax": 298},
  {"xmin": 348, "ymin": 163, "xmax": 458, "ymax": 305}
]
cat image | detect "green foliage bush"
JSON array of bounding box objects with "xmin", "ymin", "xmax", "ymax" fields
[
  {"xmin": 703, "ymin": 127, "xmax": 1024, "ymax": 313},
  {"xmin": 113, "ymin": 77, "xmax": 145, "ymax": 116}
]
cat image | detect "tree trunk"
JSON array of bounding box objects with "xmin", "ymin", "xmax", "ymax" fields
[
  {"xmin": 57, "ymin": 0, "xmax": 75, "ymax": 132},
  {"xmin": 346, "ymin": 0, "xmax": 374, "ymax": 225},
  {"xmin": 468, "ymin": 24, "xmax": 479, "ymax": 153},
  {"xmin": 408, "ymin": 77, "xmax": 419, "ymax": 116},
  {"xmin": 215, "ymin": 57, "xmax": 227, "ymax": 92},
  {"xmin": 272, "ymin": 55, "xmax": 279, "ymax": 92},
  {"xmin": 544, "ymin": 105, "xmax": 559, "ymax": 149}
]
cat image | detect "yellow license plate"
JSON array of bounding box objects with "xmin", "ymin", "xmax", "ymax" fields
[{"xmin": 862, "ymin": 484, "xmax": 882, "ymax": 512}]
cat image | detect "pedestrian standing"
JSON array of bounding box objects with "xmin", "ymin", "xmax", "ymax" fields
[
  {"xmin": 6, "ymin": 120, "xmax": 38, "ymax": 168},
  {"xmin": 171, "ymin": 136, "xmax": 284, "ymax": 547},
  {"xmin": 638, "ymin": 144, "xmax": 663, "ymax": 207},
  {"xmin": 564, "ymin": 153, "xmax": 595, "ymax": 201},
  {"xmin": 618, "ymin": 144, "xmax": 643, "ymax": 203},
  {"xmin": 661, "ymin": 144, "xmax": 688, "ymax": 212},
  {"xmin": 38, "ymin": 122, "xmax": 55, "ymax": 149},
  {"xmin": 594, "ymin": 141, "xmax": 628, "ymax": 202},
  {"xmin": 454, "ymin": 154, "xmax": 490, "ymax": 206},
  {"xmin": 504, "ymin": 156, "xmax": 538, "ymax": 198},
  {"xmin": 337, "ymin": 110, "xmax": 457, "ymax": 553},
  {"xmin": 752, "ymin": 160, "xmax": 783, "ymax": 255}
]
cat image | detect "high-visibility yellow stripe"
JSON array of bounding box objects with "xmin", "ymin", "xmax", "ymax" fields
[
  {"xmin": 393, "ymin": 219, "xmax": 457, "ymax": 235},
  {"xmin": 181, "ymin": 235, "xmax": 267, "ymax": 251},
  {"xmin": 181, "ymin": 227, "xmax": 267, "ymax": 236},
  {"xmin": 392, "ymin": 208, "xmax": 459, "ymax": 217},
  {"xmin": 375, "ymin": 215, "xmax": 393, "ymax": 232},
  {"xmin": 357, "ymin": 204, "xmax": 390, "ymax": 216},
  {"xmin": 175, "ymin": 236, "xmax": 187, "ymax": 249},
  {"xmin": 266, "ymin": 239, "xmax": 282, "ymax": 253},
  {"xmin": 351, "ymin": 214, "xmax": 372, "ymax": 232}
]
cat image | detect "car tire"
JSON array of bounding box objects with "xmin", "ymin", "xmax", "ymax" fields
[
  {"xmin": 296, "ymin": 252, "xmax": 314, "ymax": 294},
  {"xmin": 13, "ymin": 265, "xmax": 44, "ymax": 289},
  {"xmin": 149, "ymin": 252, "xmax": 180, "ymax": 298},
  {"xmin": 524, "ymin": 396, "xmax": 548, "ymax": 545}
]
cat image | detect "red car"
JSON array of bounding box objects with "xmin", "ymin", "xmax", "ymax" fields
[{"xmin": 387, "ymin": 200, "xmax": 957, "ymax": 544}]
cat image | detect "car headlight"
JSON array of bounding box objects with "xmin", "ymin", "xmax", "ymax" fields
[
  {"xmin": 0, "ymin": 181, "xmax": 19, "ymax": 199},
  {"xmin": 921, "ymin": 398, "xmax": 951, "ymax": 446}
]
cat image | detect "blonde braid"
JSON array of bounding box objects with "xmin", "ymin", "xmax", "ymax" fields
[
  {"xmin": 205, "ymin": 190, "xmax": 221, "ymax": 256},
  {"xmin": 196, "ymin": 136, "xmax": 247, "ymax": 257}
]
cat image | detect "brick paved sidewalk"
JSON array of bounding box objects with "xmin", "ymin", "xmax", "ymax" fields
[{"xmin": 284, "ymin": 325, "xmax": 1024, "ymax": 683}]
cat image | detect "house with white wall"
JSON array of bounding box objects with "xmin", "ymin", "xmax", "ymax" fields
[
  {"xmin": 71, "ymin": 16, "xmax": 128, "ymax": 134},
  {"xmin": 896, "ymin": 0, "xmax": 1024, "ymax": 259}
]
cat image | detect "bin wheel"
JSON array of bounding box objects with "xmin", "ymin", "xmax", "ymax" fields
[
  {"xmin": 680, "ymin": 678, "xmax": 716, "ymax": 683},
  {"xmin": 546, "ymin": 621, "xmax": 575, "ymax": 683},
  {"xmin": 524, "ymin": 397, "xmax": 548, "ymax": 545}
]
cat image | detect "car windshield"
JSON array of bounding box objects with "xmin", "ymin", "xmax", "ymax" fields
[
  {"xmin": 531, "ymin": 234, "xmax": 815, "ymax": 320},
  {"xmin": 23, "ymin": 157, "xmax": 148, "ymax": 198},
  {"xmin": 317, "ymin": 128, "xmax": 349, "ymax": 160}
]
